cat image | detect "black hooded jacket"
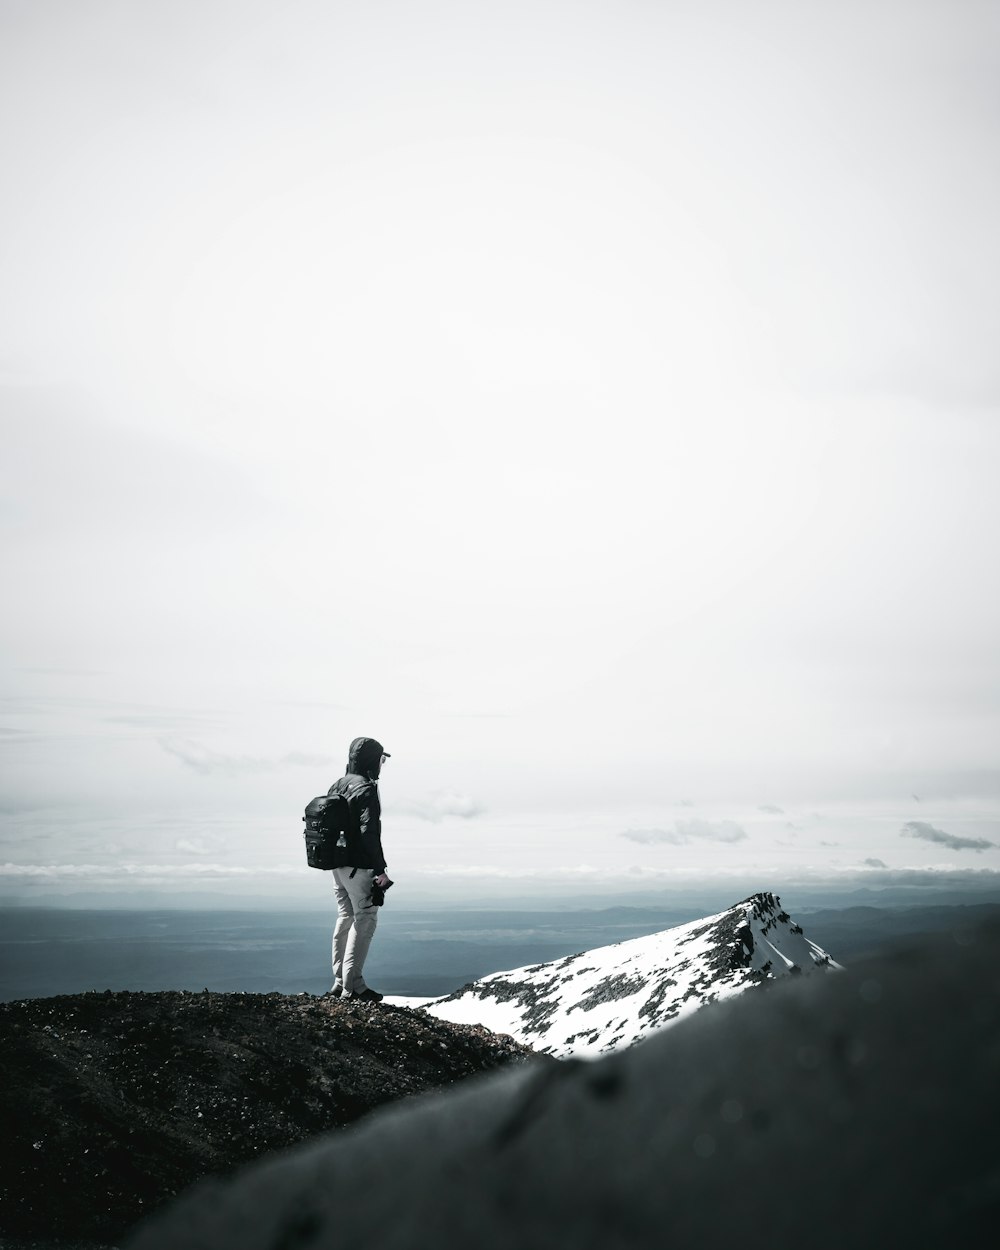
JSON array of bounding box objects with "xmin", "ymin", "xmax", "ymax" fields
[{"xmin": 326, "ymin": 737, "xmax": 387, "ymax": 873}]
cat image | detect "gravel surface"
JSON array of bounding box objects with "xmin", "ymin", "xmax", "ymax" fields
[{"xmin": 0, "ymin": 989, "xmax": 536, "ymax": 1247}]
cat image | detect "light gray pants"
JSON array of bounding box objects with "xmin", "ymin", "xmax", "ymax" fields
[{"xmin": 331, "ymin": 866, "xmax": 378, "ymax": 995}]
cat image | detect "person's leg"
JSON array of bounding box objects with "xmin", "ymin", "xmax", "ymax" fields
[
  {"xmin": 340, "ymin": 869, "xmax": 379, "ymax": 996},
  {"xmin": 331, "ymin": 868, "xmax": 355, "ymax": 991}
]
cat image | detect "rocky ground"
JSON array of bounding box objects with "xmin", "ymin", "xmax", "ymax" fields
[{"xmin": 0, "ymin": 989, "xmax": 538, "ymax": 1249}]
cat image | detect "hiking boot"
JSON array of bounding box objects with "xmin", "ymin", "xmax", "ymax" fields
[
  {"xmin": 352, "ymin": 988, "xmax": 383, "ymax": 1003},
  {"xmin": 325, "ymin": 986, "xmax": 343, "ymax": 998}
]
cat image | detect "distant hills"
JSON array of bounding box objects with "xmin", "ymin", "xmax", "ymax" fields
[{"xmin": 792, "ymin": 901, "xmax": 1000, "ymax": 961}]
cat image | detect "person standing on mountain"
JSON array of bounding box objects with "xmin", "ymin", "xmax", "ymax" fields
[{"xmin": 326, "ymin": 736, "xmax": 393, "ymax": 1003}]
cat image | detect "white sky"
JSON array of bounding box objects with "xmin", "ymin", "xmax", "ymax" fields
[{"xmin": 2, "ymin": 0, "xmax": 999, "ymax": 905}]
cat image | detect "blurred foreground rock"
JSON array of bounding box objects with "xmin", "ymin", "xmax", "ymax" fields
[{"xmin": 128, "ymin": 925, "xmax": 1000, "ymax": 1250}]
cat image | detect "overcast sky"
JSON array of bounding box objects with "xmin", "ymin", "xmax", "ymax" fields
[{"xmin": 2, "ymin": 0, "xmax": 999, "ymax": 906}]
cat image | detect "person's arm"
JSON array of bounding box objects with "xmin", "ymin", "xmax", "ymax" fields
[{"xmin": 357, "ymin": 784, "xmax": 388, "ymax": 875}]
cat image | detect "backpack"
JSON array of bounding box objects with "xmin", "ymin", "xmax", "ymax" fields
[{"xmin": 302, "ymin": 792, "xmax": 353, "ymax": 870}]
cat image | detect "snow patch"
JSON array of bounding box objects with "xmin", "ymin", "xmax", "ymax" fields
[{"xmin": 418, "ymin": 892, "xmax": 841, "ymax": 1058}]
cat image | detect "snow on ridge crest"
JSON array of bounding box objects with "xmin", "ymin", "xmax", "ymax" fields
[{"xmin": 420, "ymin": 891, "xmax": 841, "ymax": 1059}]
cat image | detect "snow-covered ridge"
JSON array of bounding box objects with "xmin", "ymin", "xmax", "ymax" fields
[{"xmin": 420, "ymin": 892, "xmax": 840, "ymax": 1058}]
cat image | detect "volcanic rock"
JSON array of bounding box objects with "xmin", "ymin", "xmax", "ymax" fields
[{"xmin": 0, "ymin": 989, "xmax": 536, "ymax": 1245}]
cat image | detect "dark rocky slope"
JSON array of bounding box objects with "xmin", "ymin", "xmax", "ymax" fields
[{"xmin": 0, "ymin": 990, "xmax": 536, "ymax": 1246}]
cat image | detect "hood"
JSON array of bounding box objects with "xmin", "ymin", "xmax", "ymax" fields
[{"xmin": 347, "ymin": 736, "xmax": 386, "ymax": 781}]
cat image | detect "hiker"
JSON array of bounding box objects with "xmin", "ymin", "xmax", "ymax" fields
[{"xmin": 326, "ymin": 736, "xmax": 393, "ymax": 1002}]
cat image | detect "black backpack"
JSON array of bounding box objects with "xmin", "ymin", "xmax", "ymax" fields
[{"xmin": 302, "ymin": 792, "xmax": 353, "ymax": 870}]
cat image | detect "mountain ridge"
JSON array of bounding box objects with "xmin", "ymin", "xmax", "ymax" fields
[{"xmin": 421, "ymin": 891, "xmax": 840, "ymax": 1056}]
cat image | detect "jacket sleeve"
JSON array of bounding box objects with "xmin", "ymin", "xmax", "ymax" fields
[{"xmin": 356, "ymin": 784, "xmax": 387, "ymax": 873}]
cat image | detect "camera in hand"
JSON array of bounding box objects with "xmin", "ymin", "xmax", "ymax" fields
[{"xmin": 371, "ymin": 876, "xmax": 393, "ymax": 907}]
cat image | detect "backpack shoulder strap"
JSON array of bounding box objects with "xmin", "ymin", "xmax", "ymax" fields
[{"xmin": 341, "ymin": 774, "xmax": 374, "ymax": 801}]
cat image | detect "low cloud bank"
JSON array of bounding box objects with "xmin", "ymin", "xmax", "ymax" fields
[{"xmin": 0, "ymin": 862, "xmax": 299, "ymax": 878}]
